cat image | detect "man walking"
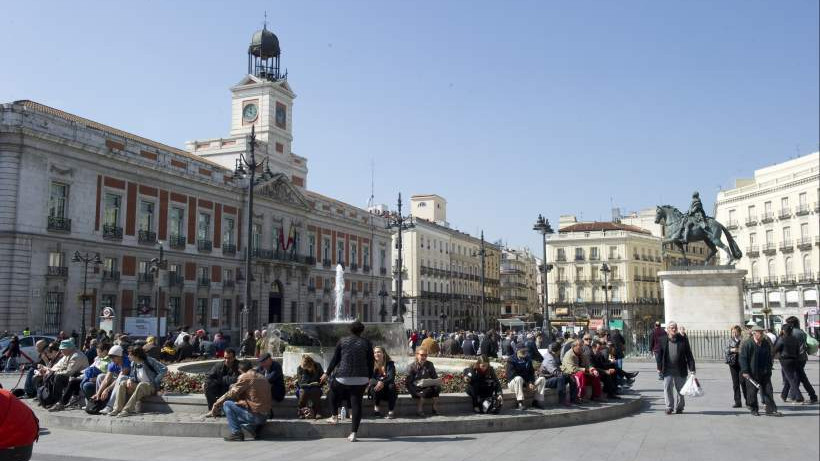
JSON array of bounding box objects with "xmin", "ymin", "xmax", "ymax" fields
[
  {"xmin": 782, "ymin": 316, "xmax": 818, "ymax": 404},
  {"xmin": 657, "ymin": 321, "xmax": 695, "ymax": 415},
  {"xmin": 740, "ymin": 325, "xmax": 783, "ymax": 416},
  {"xmin": 649, "ymin": 321, "xmax": 666, "ymax": 380}
]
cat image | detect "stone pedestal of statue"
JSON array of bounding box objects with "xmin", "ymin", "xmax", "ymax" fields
[{"xmin": 658, "ymin": 268, "xmax": 746, "ymax": 330}]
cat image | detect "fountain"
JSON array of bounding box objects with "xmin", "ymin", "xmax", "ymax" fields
[{"xmin": 269, "ymin": 264, "xmax": 410, "ymax": 375}]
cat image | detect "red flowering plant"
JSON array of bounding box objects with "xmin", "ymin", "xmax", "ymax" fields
[{"xmin": 161, "ymin": 371, "xmax": 205, "ymax": 394}]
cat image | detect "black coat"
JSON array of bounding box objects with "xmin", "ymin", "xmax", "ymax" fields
[
  {"xmin": 739, "ymin": 337, "xmax": 774, "ymax": 378},
  {"xmin": 658, "ymin": 334, "xmax": 695, "ymax": 376},
  {"xmin": 258, "ymin": 360, "xmax": 286, "ymax": 402},
  {"xmin": 463, "ymin": 366, "xmax": 502, "ymax": 395},
  {"xmin": 480, "ymin": 336, "xmax": 499, "ymax": 358},
  {"xmin": 206, "ymin": 359, "xmax": 240, "ymax": 388}
]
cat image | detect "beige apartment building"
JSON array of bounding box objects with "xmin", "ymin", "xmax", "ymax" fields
[
  {"xmin": 500, "ymin": 248, "xmax": 540, "ymax": 318},
  {"xmin": 391, "ymin": 194, "xmax": 501, "ymax": 331},
  {"xmin": 714, "ymin": 152, "xmax": 819, "ymax": 327},
  {"xmin": 546, "ymin": 217, "xmax": 666, "ymax": 331}
]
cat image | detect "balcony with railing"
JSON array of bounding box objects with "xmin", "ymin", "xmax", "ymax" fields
[
  {"xmin": 745, "ymin": 215, "xmax": 758, "ymax": 227},
  {"xmin": 588, "ymin": 253, "xmax": 600, "ymax": 261},
  {"xmin": 47, "ymin": 216, "xmax": 71, "ymax": 232},
  {"xmin": 222, "ymin": 243, "xmax": 237, "ymax": 255},
  {"xmin": 746, "ymin": 277, "xmax": 761, "ymax": 288},
  {"xmin": 197, "ymin": 240, "xmax": 213, "ymax": 252},
  {"xmin": 363, "ymin": 265, "xmax": 371, "ymax": 273},
  {"xmin": 779, "ymin": 240, "xmax": 794, "ymax": 253},
  {"xmin": 323, "ymin": 259, "xmax": 332, "ymax": 268},
  {"xmin": 780, "ymin": 275, "xmax": 796, "ymax": 285},
  {"xmin": 725, "ymin": 220, "xmax": 739, "ymax": 230},
  {"xmin": 746, "ymin": 245, "xmax": 760, "ymax": 257},
  {"xmin": 778, "ymin": 208, "xmax": 791, "ymax": 220},
  {"xmin": 632, "ymin": 253, "xmax": 640, "ymax": 260},
  {"xmin": 556, "ymin": 254, "xmax": 567, "ymax": 262},
  {"xmin": 224, "ymin": 280, "xmax": 235, "ymax": 289},
  {"xmin": 169, "ymin": 234, "xmax": 186, "ymax": 249},
  {"xmin": 796, "ymin": 238, "xmax": 812, "ymax": 250},
  {"xmin": 102, "ymin": 270, "xmax": 120, "ymax": 282},
  {"xmin": 46, "ymin": 266, "xmax": 68, "ymax": 277},
  {"xmin": 798, "ymin": 272, "xmax": 815, "ymax": 284},
  {"xmin": 608, "ymin": 254, "xmax": 621, "ymax": 261},
  {"xmin": 349, "ymin": 263, "xmax": 358, "ymax": 272},
  {"xmin": 138, "ymin": 230, "xmax": 157, "ymax": 244},
  {"xmin": 169, "ymin": 273, "xmax": 185, "ymax": 288},
  {"xmin": 574, "ymin": 254, "xmax": 585, "ymax": 261},
  {"xmin": 761, "ymin": 243, "xmax": 777, "ymax": 255},
  {"xmin": 763, "ymin": 276, "xmax": 778, "ymax": 286},
  {"xmin": 102, "ymin": 224, "xmax": 123, "ymax": 240},
  {"xmin": 137, "ymin": 273, "xmax": 154, "ymax": 283},
  {"xmin": 795, "ymin": 204, "xmax": 810, "ymax": 216},
  {"xmin": 380, "ymin": 267, "xmax": 387, "ymax": 275},
  {"xmin": 198, "ymin": 277, "xmax": 211, "ymax": 287},
  {"xmin": 760, "ymin": 211, "xmax": 774, "ymax": 223},
  {"xmin": 307, "ymin": 285, "xmax": 316, "ymax": 293}
]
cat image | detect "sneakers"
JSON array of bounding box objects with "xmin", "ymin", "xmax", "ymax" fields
[
  {"xmin": 516, "ymin": 401, "xmax": 525, "ymax": 410},
  {"xmin": 117, "ymin": 410, "xmax": 135, "ymax": 418},
  {"xmin": 675, "ymin": 408, "xmax": 683, "ymax": 414},
  {"xmin": 765, "ymin": 411, "xmax": 783, "ymax": 417},
  {"xmin": 224, "ymin": 432, "xmax": 244, "ymax": 442},
  {"xmin": 347, "ymin": 432, "xmax": 358, "ymax": 442},
  {"xmin": 100, "ymin": 407, "xmax": 113, "ymax": 416},
  {"xmin": 386, "ymin": 411, "xmax": 395, "ymax": 419},
  {"xmin": 809, "ymin": 397, "xmax": 818, "ymax": 405}
]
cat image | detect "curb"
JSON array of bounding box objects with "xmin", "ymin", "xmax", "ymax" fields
[{"xmin": 31, "ymin": 395, "xmax": 643, "ymax": 439}]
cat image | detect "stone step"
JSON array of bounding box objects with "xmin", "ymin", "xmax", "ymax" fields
[{"xmin": 139, "ymin": 389, "xmax": 561, "ymax": 416}]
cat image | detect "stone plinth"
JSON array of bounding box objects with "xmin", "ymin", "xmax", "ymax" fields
[{"xmin": 659, "ymin": 268, "xmax": 746, "ymax": 330}]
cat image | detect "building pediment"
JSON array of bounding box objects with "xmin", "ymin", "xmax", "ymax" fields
[
  {"xmin": 255, "ymin": 173, "xmax": 310, "ymax": 210},
  {"xmin": 234, "ymin": 74, "xmax": 266, "ymax": 87}
]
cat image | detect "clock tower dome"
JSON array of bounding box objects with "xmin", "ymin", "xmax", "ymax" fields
[{"xmin": 187, "ymin": 25, "xmax": 308, "ymax": 189}]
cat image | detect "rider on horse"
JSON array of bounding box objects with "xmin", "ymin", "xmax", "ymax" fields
[{"xmin": 678, "ymin": 191, "xmax": 708, "ymax": 244}]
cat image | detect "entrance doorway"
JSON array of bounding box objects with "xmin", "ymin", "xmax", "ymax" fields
[{"xmin": 268, "ymin": 280, "xmax": 283, "ymax": 323}]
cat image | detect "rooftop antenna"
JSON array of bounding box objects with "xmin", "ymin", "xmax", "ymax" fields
[{"xmin": 263, "ymin": 10, "xmax": 268, "ymax": 29}]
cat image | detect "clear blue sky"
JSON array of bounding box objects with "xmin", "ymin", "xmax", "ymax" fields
[{"xmin": 2, "ymin": 1, "xmax": 817, "ymax": 251}]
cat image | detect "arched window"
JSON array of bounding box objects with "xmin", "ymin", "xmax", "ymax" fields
[
  {"xmin": 784, "ymin": 257, "xmax": 792, "ymax": 276},
  {"xmin": 803, "ymin": 254, "xmax": 812, "ymax": 275},
  {"xmin": 768, "ymin": 259, "xmax": 776, "ymax": 277},
  {"xmin": 751, "ymin": 261, "xmax": 758, "ymax": 280}
]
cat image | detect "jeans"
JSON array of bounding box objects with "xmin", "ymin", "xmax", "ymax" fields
[
  {"xmin": 663, "ymin": 375, "xmax": 686, "ymax": 411},
  {"xmin": 3, "ymin": 356, "xmax": 18, "ymax": 372},
  {"xmin": 24, "ymin": 368, "xmax": 38, "ymax": 397},
  {"xmin": 223, "ymin": 400, "xmax": 267, "ymax": 435}
]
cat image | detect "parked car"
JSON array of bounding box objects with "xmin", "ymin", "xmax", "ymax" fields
[{"xmin": 0, "ymin": 335, "xmax": 57, "ymax": 369}]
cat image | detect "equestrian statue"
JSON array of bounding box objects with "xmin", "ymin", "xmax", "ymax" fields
[{"xmin": 655, "ymin": 191, "xmax": 743, "ymax": 265}]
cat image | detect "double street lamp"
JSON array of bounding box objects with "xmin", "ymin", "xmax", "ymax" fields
[
  {"xmin": 472, "ymin": 231, "xmax": 487, "ymax": 331},
  {"xmin": 385, "ymin": 193, "xmax": 414, "ymax": 325},
  {"xmin": 533, "ymin": 214, "xmax": 554, "ymax": 341},
  {"xmin": 233, "ymin": 125, "xmax": 274, "ymax": 340},
  {"xmin": 378, "ymin": 283, "xmax": 389, "ymax": 322},
  {"xmin": 148, "ymin": 242, "xmax": 167, "ymax": 338},
  {"xmin": 601, "ymin": 263, "xmax": 612, "ymax": 330},
  {"xmin": 71, "ymin": 251, "xmax": 102, "ymax": 347}
]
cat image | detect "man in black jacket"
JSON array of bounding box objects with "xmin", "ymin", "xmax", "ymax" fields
[
  {"xmin": 739, "ymin": 325, "xmax": 782, "ymax": 416},
  {"xmin": 204, "ymin": 348, "xmax": 239, "ymax": 411},
  {"xmin": 257, "ymin": 353, "xmax": 286, "ymax": 407},
  {"xmin": 657, "ymin": 322, "xmax": 695, "ymax": 415}
]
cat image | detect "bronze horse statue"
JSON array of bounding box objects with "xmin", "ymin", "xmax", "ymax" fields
[{"xmin": 655, "ymin": 205, "xmax": 742, "ymax": 265}]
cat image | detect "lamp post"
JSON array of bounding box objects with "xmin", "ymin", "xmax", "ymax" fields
[
  {"xmin": 71, "ymin": 251, "xmax": 102, "ymax": 347},
  {"xmin": 472, "ymin": 231, "xmax": 487, "ymax": 331},
  {"xmin": 439, "ymin": 312, "xmax": 448, "ymax": 332},
  {"xmin": 378, "ymin": 283, "xmax": 388, "ymax": 322},
  {"xmin": 533, "ymin": 214, "xmax": 554, "ymax": 341},
  {"xmin": 148, "ymin": 242, "xmax": 167, "ymax": 339},
  {"xmin": 385, "ymin": 193, "xmax": 414, "ymax": 324},
  {"xmin": 601, "ymin": 263, "xmax": 612, "ymax": 331},
  {"xmin": 232, "ymin": 125, "xmax": 274, "ymax": 341}
]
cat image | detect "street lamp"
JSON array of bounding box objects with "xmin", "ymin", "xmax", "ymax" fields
[
  {"xmin": 601, "ymin": 263, "xmax": 612, "ymax": 330},
  {"xmin": 148, "ymin": 242, "xmax": 167, "ymax": 338},
  {"xmin": 71, "ymin": 251, "xmax": 102, "ymax": 347},
  {"xmin": 378, "ymin": 283, "xmax": 388, "ymax": 322},
  {"xmin": 439, "ymin": 312, "xmax": 448, "ymax": 332},
  {"xmin": 472, "ymin": 231, "xmax": 487, "ymax": 332},
  {"xmin": 385, "ymin": 193, "xmax": 414, "ymax": 325},
  {"xmin": 533, "ymin": 214, "xmax": 554, "ymax": 341},
  {"xmin": 233, "ymin": 125, "xmax": 274, "ymax": 340}
]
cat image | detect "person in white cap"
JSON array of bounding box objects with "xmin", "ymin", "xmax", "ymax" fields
[{"xmin": 95, "ymin": 345, "xmax": 130, "ymax": 415}]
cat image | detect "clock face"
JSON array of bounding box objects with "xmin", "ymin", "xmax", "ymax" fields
[
  {"xmin": 275, "ymin": 105, "xmax": 286, "ymax": 128},
  {"xmin": 242, "ymin": 103, "xmax": 258, "ymax": 122}
]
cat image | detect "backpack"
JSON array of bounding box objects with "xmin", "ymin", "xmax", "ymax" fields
[{"xmin": 36, "ymin": 374, "xmax": 58, "ymax": 408}]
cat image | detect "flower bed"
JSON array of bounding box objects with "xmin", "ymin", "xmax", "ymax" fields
[{"xmin": 162, "ymin": 367, "xmax": 509, "ymax": 395}]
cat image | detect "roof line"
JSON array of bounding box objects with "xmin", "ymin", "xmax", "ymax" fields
[{"xmin": 14, "ymin": 100, "xmax": 227, "ymax": 171}]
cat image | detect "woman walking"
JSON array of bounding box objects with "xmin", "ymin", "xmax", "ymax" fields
[
  {"xmin": 774, "ymin": 324, "xmax": 804, "ymax": 403},
  {"xmin": 724, "ymin": 325, "xmax": 747, "ymax": 408},
  {"xmin": 321, "ymin": 321, "xmax": 374, "ymax": 442}
]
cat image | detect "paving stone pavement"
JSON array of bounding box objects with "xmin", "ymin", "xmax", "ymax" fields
[{"xmin": 4, "ymin": 359, "xmax": 818, "ymax": 461}]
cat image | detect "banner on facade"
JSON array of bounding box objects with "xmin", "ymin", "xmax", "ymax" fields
[{"xmin": 609, "ymin": 319, "xmax": 624, "ymax": 330}]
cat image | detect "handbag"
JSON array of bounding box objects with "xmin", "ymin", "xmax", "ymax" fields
[{"xmin": 724, "ymin": 351, "xmax": 738, "ymax": 366}]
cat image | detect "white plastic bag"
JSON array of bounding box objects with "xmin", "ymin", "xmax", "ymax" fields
[{"xmin": 679, "ymin": 373, "xmax": 704, "ymax": 397}]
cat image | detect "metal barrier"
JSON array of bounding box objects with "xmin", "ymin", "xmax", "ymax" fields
[{"xmin": 623, "ymin": 324, "xmax": 732, "ymax": 361}]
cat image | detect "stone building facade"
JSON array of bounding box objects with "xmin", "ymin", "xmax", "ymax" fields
[
  {"xmin": 714, "ymin": 152, "xmax": 819, "ymax": 328},
  {"xmin": 0, "ymin": 28, "xmax": 391, "ymax": 338},
  {"xmin": 391, "ymin": 194, "xmax": 501, "ymax": 332},
  {"xmin": 500, "ymin": 248, "xmax": 540, "ymax": 318}
]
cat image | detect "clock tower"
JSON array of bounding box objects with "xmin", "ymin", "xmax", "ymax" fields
[{"xmin": 188, "ymin": 25, "xmax": 308, "ymax": 188}]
